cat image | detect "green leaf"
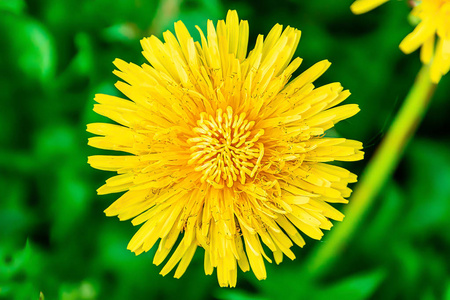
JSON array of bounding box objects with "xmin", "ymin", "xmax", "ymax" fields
[
  {"xmin": 71, "ymin": 32, "xmax": 95, "ymax": 76},
  {"xmin": 359, "ymin": 181, "xmax": 403, "ymax": 251},
  {"xmin": 59, "ymin": 281, "xmax": 98, "ymax": 300},
  {"xmin": 215, "ymin": 289, "xmax": 270, "ymax": 300},
  {"xmin": 0, "ymin": 240, "xmax": 31, "ymax": 280},
  {"xmin": 405, "ymin": 139, "xmax": 450, "ymax": 232},
  {"xmin": 445, "ymin": 280, "xmax": 450, "ymax": 300},
  {"xmin": 0, "ymin": 13, "xmax": 56, "ymax": 84},
  {"xmin": 0, "ymin": 0, "xmax": 26, "ymax": 14},
  {"xmin": 315, "ymin": 269, "xmax": 386, "ymax": 300}
]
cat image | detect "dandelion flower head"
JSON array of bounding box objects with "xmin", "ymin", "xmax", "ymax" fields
[
  {"xmin": 87, "ymin": 10, "xmax": 363, "ymax": 287},
  {"xmin": 351, "ymin": 0, "xmax": 450, "ymax": 83}
]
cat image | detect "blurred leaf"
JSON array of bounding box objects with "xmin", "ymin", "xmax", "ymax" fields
[
  {"xmin": 0, "ymin": 285, "xmax": 12, "ymax": 296},
  {"xmin": 0, "ymin": 151, "xmax": 37, "ymax": 174},
  {"xmin": 0, "ymin": 0, "xmax": 26, "ymax": 14},
  {"xmin": 216, "ymin": 289, "xmax": 269, "ymax": 300},
  {"xmin": 315, "ymin": 269, "xmax": 386, "ymax": 300},
  {"xmin": 0, "ymin": 13, "xmax": 56, "ymax": 84},
  {"xmin": 445, "ymin": 281, "xmax": 450, "ymax": 300},
  {"xmin": 103, "ymin": 23, "xmax": 141, "ymax": 43},
  {"xmin": 71, "ymin": 32, "xmax": 95, "ymax": 76},
  {"xmin": 0, "ymin": 282, "xmax": 39, "ymax": 299},
  {"xmin": 33, "ymin": 125, "xmax": 77, "ymax": 159},
  {"xmin": 359, "ymin": 181, "xmax": 403, "ymax": 251},
  {"xmin": 0, "ymin": 240, "xmax": 43, "ymax": 299},
  {"xmin": 59, "ymin": 281, "xmax": 98, "ymax": 300},
  {"xmin": 51, "ymin": 172, "xmax": 90, "ymax": 239},
  {"xmin": 390, "ymin": 242, "xmax": 422, "ymax": 299},
  {"xmin": 249, "ymin": 261, "xmax": 312, "ymax": 300},
  {"xmin": 404, "ymin": 139, "xmax": 450, "ymax": 232},
  {"xmin": 0, "ymin": 240, "xmax": 31, "ymax": 280},
  {"xmin": 0, "ymin": 177, "xmax": 28, "ymax": 218}
]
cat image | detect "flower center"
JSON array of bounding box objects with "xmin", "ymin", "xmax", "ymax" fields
[{"xmin": 188, "ymin": 107, "xmax": 264, "ymax": 188}]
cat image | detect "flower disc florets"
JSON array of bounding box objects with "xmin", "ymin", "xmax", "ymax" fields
[
  {"xmin": 188, "ymin": 107, "xmax": 264, "ymax": 188},
  {"xmin": 87, "ymin": 10, "xmax": 363, "ymax": 287}
]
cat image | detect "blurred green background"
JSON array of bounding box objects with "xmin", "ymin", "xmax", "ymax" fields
[{"xmin": 1, "ymin": 0, "xmax": 450, "ymax": 299}]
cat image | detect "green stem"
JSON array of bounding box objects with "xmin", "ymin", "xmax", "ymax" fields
[{"xmin": 306, "ymin": 64, "xmax": 437, "ymax": 276}]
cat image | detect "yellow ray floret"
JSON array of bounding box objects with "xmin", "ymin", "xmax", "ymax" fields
[
  {"xmin": 350, "ymin": 0, "xmax": 389, "ymax": 14},
  {"xmin": 87, "ymin": 10, "xmax": 363, "ymax": 287}
]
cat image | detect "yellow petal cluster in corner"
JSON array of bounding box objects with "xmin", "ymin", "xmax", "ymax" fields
[
  {"xmin": 400, "ymin": 0, "xmax": 450, "ymax": 83},
  {"xmin": 87, "ymin": 10, "xmax": 363, "ymax": 287},
  {"xmin": 351, "ymin": 0, "xmax": 450, "ymax": 83}
]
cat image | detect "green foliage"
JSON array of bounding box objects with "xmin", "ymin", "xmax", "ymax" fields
[{"xmin": 1, "ymin": 0, "xmax": 449, "ymax": 299}]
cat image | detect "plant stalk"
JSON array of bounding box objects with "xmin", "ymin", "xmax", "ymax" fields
[{"xmin": 306, "ymin": 64, "xmax": 437, "ymax": 276}]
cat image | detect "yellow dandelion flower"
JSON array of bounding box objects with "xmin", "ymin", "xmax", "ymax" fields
[
  {"xmin": 351, "ymin": 0, "xmax": 450, "ymax": 83},
  {"xmin": 401, "ymin": 0, "xmax": 450, "ymax": 82},
  {"xmin": 87, "ymin": 10, "xmax": 363, "ymax": 287}
]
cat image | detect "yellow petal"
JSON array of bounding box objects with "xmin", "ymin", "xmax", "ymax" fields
[
  {"xmin": 400, "ymin": 20, "xmax": 437, "ymax": 55},
  {"xmin": 350, "ymin": 0, "xmax": 389, "ymax": 15}
]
